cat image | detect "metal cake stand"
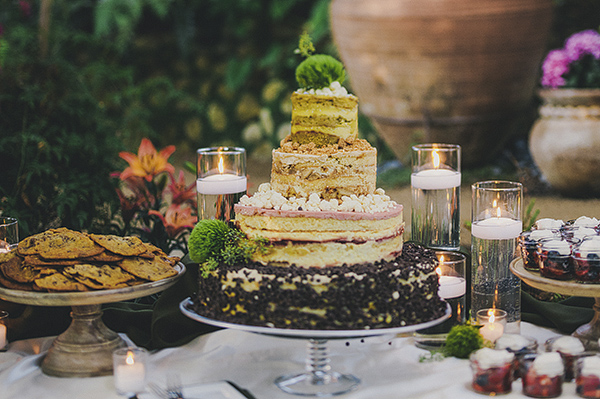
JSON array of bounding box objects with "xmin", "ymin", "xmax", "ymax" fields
[
  {"xmin": 511, "ymin": 258, "xmax": 600, "ymax": 350},
  {"xmin": 180, "ymin": 297, "xmax": 450, "ymax": 397},
  {"xmin": 0, "ymin": 263, "xmax": 185, "ymax": 378}
]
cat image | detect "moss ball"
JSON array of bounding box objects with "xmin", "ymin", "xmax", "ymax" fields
[{"xmin": 188, "ymin": 219, "xmax": 230, "ymax": 263}]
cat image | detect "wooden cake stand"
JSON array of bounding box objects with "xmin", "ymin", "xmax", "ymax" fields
[
  {"xmin": 510, "ymin": 258, "xmax": 600, "ymax": 350},
  {"xmin": 0, "ymin": 263, "xmax": 185, "ymax": 377}
]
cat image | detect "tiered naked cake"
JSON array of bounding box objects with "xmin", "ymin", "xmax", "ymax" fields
[{"xmin": 191, "ymin": 50, "xmax": 446, "ymax": 330}]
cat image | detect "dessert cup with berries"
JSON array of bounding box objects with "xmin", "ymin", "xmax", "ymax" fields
[{"xmin": 470, "ymin": 348, "xmax": 515, "ymax": 395}]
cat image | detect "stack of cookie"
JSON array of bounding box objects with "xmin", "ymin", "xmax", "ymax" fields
[{"xmin": 0, "ymin": 228, "xmax": 180, "ymax": 292}]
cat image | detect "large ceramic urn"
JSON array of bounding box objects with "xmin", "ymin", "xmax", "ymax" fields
[
  {"xmin": 529, "ymin": 89, "xmax": 600, "ymax": 196},
  {"xmin": 330, "ymin": 0, "xmax": 554, "ymax": 166}
]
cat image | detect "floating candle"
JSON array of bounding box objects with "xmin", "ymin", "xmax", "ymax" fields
[
  {"xmin": 471, "ymin": 217, "xmax": 522, "ymax": 240},
  {"xmin": 196, "ymin": 174, "xmax": 247, "ymax": 195}
]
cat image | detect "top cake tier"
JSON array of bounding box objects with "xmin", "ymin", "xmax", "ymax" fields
[{"xmin": 290, "ymin": 82, "xmax": 358, "ymax": 145}]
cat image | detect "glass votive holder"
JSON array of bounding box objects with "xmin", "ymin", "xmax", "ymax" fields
[
  {"xmin": 0, "ymin": 217, "xmax": 18, "ymax": 252},
  {"xmin": 414, "ymin": 251, "xmax": 466, "ymax": 349},
  {"xmin": 0, "ymin": 310, "xmax": 8, "ymax": 350},
  {"xmin": 520, "ymin": 352, "xmax": 564, "ymax": 398},
  {"xmin": 113, "ymin": 347, "xmax": 148, "ymax": 397},
  {"xmin": 576, "ymin": 355, "xmax": 600, "ymax": 398},
  {"xmin": 470, "ymin": 348, "xmax": 515, "ymax": 395},
  {"xmin": 196, "ymin": 147, "xmax": 247, "ymax": 222},
  {"xmin": 573, "ymin": 237, "xmax": 600, "ymax": 283},
  {"xmin": 410, "ymin": 143, "xmax": 461, "ymax": 251},
  {"xmin": 477, "ymin": 308, "xmax": 508, "ymax": 344},
  {"xmin": 519, "ymin": 230, "xmax": 560, "ymax": 271},
  {"xmin": 538, "ymin": 239, "xmax": 574, "ymax": 280},
  {"xmin": 545, "ymin": 336, "xmax": 586, "ymax": 381}
]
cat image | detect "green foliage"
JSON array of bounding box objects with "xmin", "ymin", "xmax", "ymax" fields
[
  {"xmin": 444, "ymin": 324, "xmax": 484, "ymax": 359},
  {"xmin": 0, "ymin": 4, "xmax": 126, "ymax": 237},
  {"xmin": 188, "ymin": 220, "xmax": 269, "ymax": 277},
  {"xmin": 523, "ymin": 199, "xmax": 541, "ymax": 231},
  {"xmin": 296, "ymin": 54, "xmax": 345, "ymax": 89},
  {"xmin": 188, "ymin": 219, "xmax": 230, "ymax": 263}
]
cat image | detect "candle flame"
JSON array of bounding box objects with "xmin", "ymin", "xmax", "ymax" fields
[
  {"xmin": 488, "ymin": 309, "xmax": 496, "ymax": 324},
  {"xmin": 432, "ymin": 150, "xmax": 440, "ymax": 168},
  {"xmin": 435, "ymin": 266, "xmax": 441, "ymax": 277},
  {"xmin": 218, "ymin": 156, "xmax": 224, "ymax": 174},
  {"xmin": 496, "ymin": 206, "xmax": 502, "ymax": 218},
  {"xmin": 126, "ymin": 350, "xmax": 135, "ymax": 365},
  {"xmin": 492, "ymin": 199, "xmax": 497, "ymax": 208}
]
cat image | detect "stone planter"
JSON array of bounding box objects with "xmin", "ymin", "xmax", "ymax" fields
[
  {"xmin": 330, "ymin": 0, "xmax": 553, "ymax": 166},
  {"xmin": 529, "ymin": 89, "xmax": 600, "ymax": 196}
]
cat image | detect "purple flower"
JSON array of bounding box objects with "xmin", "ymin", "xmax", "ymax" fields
[
  {"xmin": 564, "ymin": 29, "xmax": 600, "ymax": 61},
  {"xmin": 541, "ymin": 49, "xmax": 570, "ymax": 88}
]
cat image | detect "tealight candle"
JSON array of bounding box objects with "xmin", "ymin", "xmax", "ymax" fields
[
  {"xmin": 477, "ymin": 308, "xmax": 507, "ymax": 343},
  {"xmin": 113, "ymin": 347, "xmax": 148, "ymax": 396}
]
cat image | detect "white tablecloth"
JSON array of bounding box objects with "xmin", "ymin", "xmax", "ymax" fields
[{"xmin": 0, "ymin": 322, "xmax": 584, "ymax": 399}]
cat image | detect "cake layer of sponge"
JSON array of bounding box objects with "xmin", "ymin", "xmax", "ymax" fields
[
  {"xmin": 271, "ymin": 146, "xmax": 376, "ymax": 200},
  {"xmin": 291, "ymin": 92, "xmax": 358, "ymax": 144}
]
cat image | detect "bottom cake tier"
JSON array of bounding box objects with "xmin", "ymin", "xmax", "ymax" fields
[{"xmin": 192, "ymin": 243, "xmax": 446, "ymax": 330}]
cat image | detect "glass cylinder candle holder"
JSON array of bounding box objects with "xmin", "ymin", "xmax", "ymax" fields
[
  {"xmin": 471, "ymin": 181, "xmax": 522, "ymax": 334},
  {"xmin": 414, "ymin": 251, "xmax": 466, "ymax": 348},
  {"xmin": 113, "ymin": 347, "xmax": 148, "ymax": 397},
  {"xmin": 0, "ymin": 311, "xmax": 8, "ymax": 350},
  {"xmin": 477, "ymin": 308, "xmax": 508, "ymax": 344},
  {"xmin": 0, "ymin": 217, "xmax": 18, "ymax": 252},
  {"xmin": 411, "ymin": 144, "xmax": 461, "ymax": 251},
  {"xmin": 196, "ymin": 147, "xmax": 247, "ymax": 222}
]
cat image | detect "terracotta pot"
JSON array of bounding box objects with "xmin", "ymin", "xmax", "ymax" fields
[
  {"xmin": 330, "ymin": 0, "xmax": 553, "ymax": 166},
  {"xmin": 529, "ymin": 89, "xmax": 600, "ymax": 196}
]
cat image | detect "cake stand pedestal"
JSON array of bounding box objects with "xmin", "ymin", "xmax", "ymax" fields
[
  {"xmin": 180, "ymin": 297, "xmax": 450, "ymax": 397},
  {"xmin": 0, "ymin": 263, "xmax": 184, "ymax": 377},
  {"xmin": 510, "ymin": 258, "xmax": 600, "ymax": 350}
]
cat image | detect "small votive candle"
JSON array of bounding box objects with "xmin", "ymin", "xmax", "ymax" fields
[
  {"xmin": 477, "ymin": 308, "xmax": 507, "ymax": 344},
  {"xmin": 113, "ymin": 347, "xmax": 148, "ymax": 396},
  {"xmin": 0, "ymin": 311, "xmax": 7, "ymax": 349}
]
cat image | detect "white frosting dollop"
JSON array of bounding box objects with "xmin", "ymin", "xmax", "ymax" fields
[
  {"xmin": 531, "ymin": 352, "xmax": 564, "ymax": 377},
  {"xmin": 551, "ymin": 336, "xmax": 584, "ymax": 354},
  {"xmin": 573, "ymin": 227, "xmax": 599, "ymax": 240},
  {"xmin": 495, "ymin": 334, "xmax": 534, "ymax": 351},
  {"xmin": 581, "ymin": 356, "xmax": 600, "ymax": 377},
  {"xmin": 296, "ymin": 81, "xmax": 350, "ymax": 97},
  {"xmin": 472, "ymin": 348, "xmax": 514, "ymax": 369},
  {"xmin": 529, "ymin": 229, "xmax": 557, "ymax": 241},
  {"xmin": 576, "ymin": 237, "xmax": 600, "ymax": 257},
  {"xmin": 542, "ymin": 239, "xmax": 571, "ymax": 255},
  {"xmin": 535, "ymin": 218, "xmax": 564, "ymax": 230},
  {"xmin": 574, "ymin": 216, "xmax": 599, "ymax": 228},
  {"xmin": 239, "ymin": 183, "xmax": 396, "ymax": 213}
]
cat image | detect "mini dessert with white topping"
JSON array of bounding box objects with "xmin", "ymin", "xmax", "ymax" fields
[
  {"xmin": 573, "ymin": 237, "xmax": 600, "ymax": 283},
  {"xmin": 520, "ymin": 352, "xmax": 564, "ymax": 398},
  {"xmin": 547, "ymin": 335, "xmax": 585, "ymax": 381},
  {"xmin": 538, "ymin": 239, "xmax": 573, "ymax": 280},
  {"xmin": 576, "ymin": 355, "xmax": 600, "ymax": 398},
  {"xmin": 470, "ymin": 348, "xmax": 515, "ymax": 394}
]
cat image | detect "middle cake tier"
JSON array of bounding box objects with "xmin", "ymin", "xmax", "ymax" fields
[{"xmin": 235, "ymin": 185, "xmax": 404, "ymax": 268}]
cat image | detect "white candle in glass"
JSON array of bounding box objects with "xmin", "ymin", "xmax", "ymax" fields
[
  {"xmin": 471, "ymin": 206, "xmax": 522, "ymax": 240},
  {"xmin": 196, "ymin": 156, "xmax": 247, "ymax": 195},
  {"xmin": 479, "ymin": 316, "xmax": 505, "ymax": 343},
  {"xmin": 114, "ymin": 350, "xmax": 146, "ymax": 395},
  {"xmin": 438, "ymin": 275, "xmax": 466, "ymax": 299},
  {"xmin": 196, "ymin": 173, "xmax": 247, "ymax": 195},
  {"xmin": 411, "ymin": 150, "xmax": 461, "ymax": 190}
]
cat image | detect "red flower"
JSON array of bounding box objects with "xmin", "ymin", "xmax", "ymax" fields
[
  {"xmin": 168, "ymin": 170, "xmax": 197, "ymax": 206},
  {"xmin": 119, "ymin": 138, "xmax": 175, "ymax": 182},
  {"xmin": 149, "ymin": 204, "xmax": 196, "ymax": 239},
  {"xmin": 19, "ymin": 1, "xmax": 32, "ymax": 18}
]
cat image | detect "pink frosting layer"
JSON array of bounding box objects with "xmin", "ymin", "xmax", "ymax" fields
[{"xmin": 234, "ymin": 203, "xmax": 403, "ymax": 220}]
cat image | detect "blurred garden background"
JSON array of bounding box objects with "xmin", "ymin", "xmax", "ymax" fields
[{"xmin": 1, "ymin": 0, "xmax": 599, "ymax": 239}]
